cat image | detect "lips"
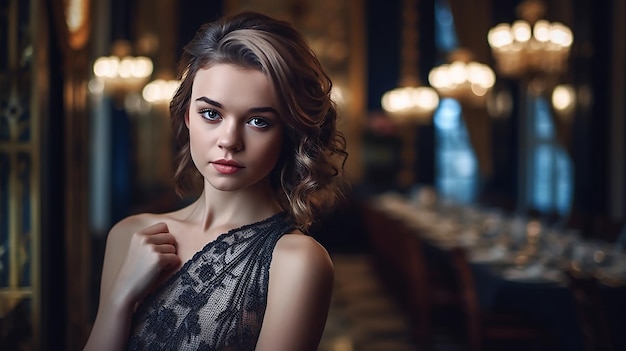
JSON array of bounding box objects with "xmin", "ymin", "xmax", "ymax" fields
[{"xmin": 211, "ymin": 159, "xmax": 244, "ymax": 174}]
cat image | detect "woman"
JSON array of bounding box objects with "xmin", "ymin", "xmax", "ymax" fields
[{"xmin": 84, "ymin": 11, "xmax": 348, "ymax": 351}]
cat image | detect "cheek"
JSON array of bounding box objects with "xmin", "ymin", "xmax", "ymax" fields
[
  {"xmin": 255, "ymin": 133, "xmax": 283, "ymax": 167},
  {"xmin": 188, "ymin": 128, "xmax": 199, "ymax": 152},
  {"xmin": 268, "ymin": 135, "xmax": 284, "ymax": 164},
  {"xmin": 188, "ymin": 126, "xmax": 210, "ymax": 161}
]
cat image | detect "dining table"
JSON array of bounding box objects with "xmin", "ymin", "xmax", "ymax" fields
[{"xmin": 370, "ymin": 191, "xmax": 626, "ymax": 351}]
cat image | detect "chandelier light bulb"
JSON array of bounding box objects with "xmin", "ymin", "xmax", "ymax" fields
[
  {"xmin": 428, "ymin": 67, "xmax": 450, "ymax": 89},
  {"xmin": 488, "ymin": 24, "xmax": 513, "ymax": 48},
  {"xmin": 552, "ymin": 84, "xmax": 576, "ymax": 112},
  {"xmin": 533, "ymin": 20, "xmax": 550, "ymax": 42},
  {"xmin": 549, "ymin": 23, "xmax": 573, "ymax": 47},
  {"xmin": 133, "ymin": 57, "xmax": 154, "ymax": 78},
  {"xmin": 467, "ymin": 62, "xmax": 492, "ymax": 87},
  {"xmin": 118, "ymin": 58, "xmax": 134, "ymax": 78},
  {"xmin": 449, "ymin": 61, "xmax": 467, "ymax": 85},
  {"xmin": 93, "ymin": 56, "xmax": 119, "ymax": 78},
  {"xmin": 512, "ymin": 20, "xmax": 531, "ymax": 43},
  {"xmin": 470, "ymin": 84, "xmax": 489, "ymax": 97}
]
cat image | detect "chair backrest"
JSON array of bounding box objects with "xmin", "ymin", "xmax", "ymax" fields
[
  {"xmin": 359, "ymin": 202, "xmax": 416, "ymax": 304},
  {"xmin": 396, "ymin": 220, "xmax": 434, "ymax": 341},
  {"xmin": 448, "ymin": 246, "xmax": 483, "ymax": 351},
  {"xmin": 358, "ymin": 201, "xmax": 436, "ymax": 346},
  {"xmin": 565, "ymin": 269, "xmax": 615, "ymax": 351}
]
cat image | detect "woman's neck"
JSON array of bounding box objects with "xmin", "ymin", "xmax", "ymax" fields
[{"xmin": 183, "ymin": 181, "xmax": 283, "ymax": 232}]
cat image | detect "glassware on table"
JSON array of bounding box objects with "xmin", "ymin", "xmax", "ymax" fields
[{"xmin": 569, "ymin": 239, "xmax": 611, "ymax": 275}]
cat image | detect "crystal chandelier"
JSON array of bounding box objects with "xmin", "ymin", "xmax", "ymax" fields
[
  {"xmin": 142, "ymin": 78, "xmax": 180, "ymax": 105},
  {"xmin": 428, "ymin": 49, "xmax": 496, "ymax": 107},
  {"xmin": 91, "ymin": 40, "xmax": 153, "ymax": 98},
  {"xmin": 381, "ymin": 0, "xmax": 439, "ymax": 123},
  {"xmin": 487, "ymin": 0, "xmax": 573, "ymax": 78}
]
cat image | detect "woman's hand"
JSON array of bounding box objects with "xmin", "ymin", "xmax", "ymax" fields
[
  {"xmin": 85, "ymin": 220, "xmax": 181, "ymax": 351},
  {"xmin": 112, "ymin": 222, "xmax": 181, "ymax": 305}
]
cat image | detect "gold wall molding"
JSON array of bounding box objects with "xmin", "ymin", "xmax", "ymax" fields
[{"xmin": 0, "ymin": 0, "xmax": 44, "ymax": 348}]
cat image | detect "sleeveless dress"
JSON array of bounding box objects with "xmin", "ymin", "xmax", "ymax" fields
[{"xmin": 127, "ymin": 212, "xmax": 293, "ymax": 351}]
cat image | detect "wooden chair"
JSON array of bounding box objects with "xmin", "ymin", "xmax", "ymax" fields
[
  {"xmin": 565, "ymin": 269, "xmax": 616, "ymax": 351},
  {"xmin": 359, "ymin": 201, "xmax": 461, "ymax": 349},
  {"xmin": 359, "ymin": 202, "xmax": 411, "ymax": 308},
  {"xmin": 396, "ymin": 222, "xmax": 439, "ymax": 348},
  {"xmin": 365, "ymin": 205, "xmax": 429, "ymax": 301},
  {"xmin": 402, "ymin": 227, "xmax": 467, "ymax": 349},
  {"xmin": 448, "ymin": 247, "xmax": 553, "ymax": 351}
]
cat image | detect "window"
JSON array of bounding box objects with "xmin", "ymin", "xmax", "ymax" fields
[
  {"xmin": 433, "ymin": 0, "xmax": 478, "ymax": 203},
  {"xmin": 434, "ymin": 99, "xmax": 479, "ymax": 203},
  {"xmin": 526, "ymin": 95, "xmax": 573, "ymax": 216}
]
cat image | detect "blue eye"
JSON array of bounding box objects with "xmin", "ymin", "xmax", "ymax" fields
[
  {"xmin": 199, "ymin": 109, "xmax": 220, "ymax": 121},
  {"xmin": 248, "ymin": 117, "xmax": 269, "ymax": 128}
]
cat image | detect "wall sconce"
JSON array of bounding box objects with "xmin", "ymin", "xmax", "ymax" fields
[
  {"xmin": 428, "ymin": 49, "xmax": 496, "ymax": 107},
  {"xmin": 91, "ymin": 40, "xmax": 153, "ymax": 98},
  {"xmin": 487, "ymin": 0, "xmax": 573, "ymax": 79}
]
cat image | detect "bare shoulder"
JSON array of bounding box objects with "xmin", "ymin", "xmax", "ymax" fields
[
  {"xmin": 271, "ymin": 231, "xmax": 334, "ymax": 279},
  {"xmin": 258, "ymin": 232, "xmax": 334, "ymax": 350}
]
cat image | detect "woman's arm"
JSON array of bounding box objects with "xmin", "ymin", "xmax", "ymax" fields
[
  {"xmin": 256, "ymin": 233, "xmax": 334, "ymax": 351},
  {"xmin": 84, "ymin": 219, "xmax": 180, "ymax": 351}
]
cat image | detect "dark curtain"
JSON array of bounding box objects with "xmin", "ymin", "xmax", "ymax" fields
[{"xmin": 445, "ymin": 0, "xmax": 494, "ymax": 179}]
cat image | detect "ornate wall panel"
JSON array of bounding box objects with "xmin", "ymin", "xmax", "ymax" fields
[{"xmin": 0, "ymin": 0, "xmax": 41, "ymax": 349}]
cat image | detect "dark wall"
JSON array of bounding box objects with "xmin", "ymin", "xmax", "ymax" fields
[
  {"xmin": 42, "ymin": 0, "xmax": 66, "ymax": 348},
  {"xmin": 365, "ymin": 0, "xmax": 436, "ymax": 187},
  {"xmin": 176, "ymin": 0, "xmax": 224, "ymax": 62}
]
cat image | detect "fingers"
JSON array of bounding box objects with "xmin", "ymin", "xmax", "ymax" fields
[
  {"xmin": 140, "ymin": 222, "xmax": 170, "ymax": 235},
  {"xmin": 136, "ymin": 224, "xmax": 180, "ymax": 268},
  {"xmin": 155, "ymin": 243, "xmax": 177, "ymax": 254},
  {"xmin": 143, "ymin": 232, "xmax": 177, "ymax": 246},
  {"xmin": 131, "ymin": 230, "xmax": 178, "ymax": 262},
  {"xmin": 116, "ymin": 224, "xmax": 181, "ymax": 302}
]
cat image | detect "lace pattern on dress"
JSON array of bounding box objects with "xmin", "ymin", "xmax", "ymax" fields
[{"xmin": 127, "ymin": 212, "xmax": 292, "ymax": 350}]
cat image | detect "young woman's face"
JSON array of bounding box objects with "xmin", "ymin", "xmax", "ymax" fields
[{"xmin": 186, "ymin": 64, "xmax": 283, "ymax": 192}]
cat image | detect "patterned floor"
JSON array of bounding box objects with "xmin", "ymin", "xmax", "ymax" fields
[{"xmin": 319, "ymin": 253, "xmax": 465, "ymax": 351}]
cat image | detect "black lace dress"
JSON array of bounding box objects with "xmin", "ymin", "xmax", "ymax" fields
[{"xmin": 127, "ymin": 212, "xmax": 293, "ymax": 350}]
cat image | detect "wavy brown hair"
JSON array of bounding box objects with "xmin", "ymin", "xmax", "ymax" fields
[{"xmin": 170, "ymin": 11, "xmax": 348, "ymax": 231}]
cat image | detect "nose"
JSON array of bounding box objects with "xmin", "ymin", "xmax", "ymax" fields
[{"xmin": 217, "ymin": 120, "xmax": 243, "ymax": 152}]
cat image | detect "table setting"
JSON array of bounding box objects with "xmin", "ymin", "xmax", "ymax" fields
[{"xmin": 368, "ymin": 190, "xmax": 626, "ymax": 350}]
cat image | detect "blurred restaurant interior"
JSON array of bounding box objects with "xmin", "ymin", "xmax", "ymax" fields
[{"xmin": 1, "ymin": 0, "xmax": 625, "ymax": 350}]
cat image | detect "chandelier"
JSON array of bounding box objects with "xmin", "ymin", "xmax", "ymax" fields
[
  {"xmin": 142, "ymin": 78, "xmax": 180, "ymax": 105},
  {"xmin": 381, "ymin": 0, "xmax": 439, "ymax": 124},
  {"xmin": 91, "ymin": 40, "xmax": 153, "ymax": 98},
  {"xmin": 487, "ymin": 0, "xmax": 573, "ymax": 78},
  {"xmin": 428, "ymin": 49, "xmax": 496, "ymax": 107}
]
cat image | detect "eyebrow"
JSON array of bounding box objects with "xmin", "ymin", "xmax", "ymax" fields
[{"xmin": 194, "ymin": 96, "xmax": 278, "ymax": 114}]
